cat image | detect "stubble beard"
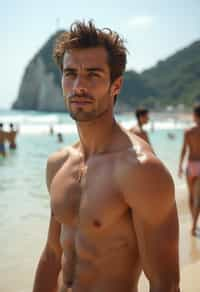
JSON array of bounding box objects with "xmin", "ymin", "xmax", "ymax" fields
[{"xmin": 66, "ymin": 88, "xmax": 112, "ymax": 122}]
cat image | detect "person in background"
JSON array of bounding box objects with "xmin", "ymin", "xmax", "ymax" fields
[
  {"xmin": 57, "ymin": 132, "xmax": 63, "ymax": 143},
  {"xmin": 178, "ymin": 103, "xmax": 200, "ymax": 236},
  {"xmin": 49, "ymin": 125, "xmax": 54, "ymax": 135},
  {"xmin": 129, "ymin": 107, "xmax": 151, "ymax": 145},
  {"xmin": 32, "ymin": 20, "xmax": 180, "ymax": 292},
  {"xmin": 0, "ymin": 123, "xmax": 6, "ymax": 157},
  {"xmin": 7, "ymin": 123, "xmax": 18, "ymax": 149}
]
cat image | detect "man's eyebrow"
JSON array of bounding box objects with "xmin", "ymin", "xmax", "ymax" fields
[
  {"xmin": 63, "ymin": 67, "xmax": 76, "ymax": 72},
  {"xmin": 86, "ymin": 67, "xmax": 105, "ymax": 72},
  {"xmin": 63, "ymin": 67, "xmax": 105, "ymax": 73}
]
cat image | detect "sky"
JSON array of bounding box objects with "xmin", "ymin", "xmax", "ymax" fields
[{"xmin": 0, "ymin": 0, "xmax": 199, "ymax": 108}]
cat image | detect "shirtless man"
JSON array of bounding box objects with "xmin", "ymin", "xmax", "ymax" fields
[
  {"xmin": 32, "ymin": 21, "xmax": 180, "ymax": 292},
  {"xmin": 7, "ymin": 123, "xmax": 18, "ymax": 149},
  {"xmin": 178, "ymin": 104, "xmax": 200, "ymax": 235},
  {"xmin": 129, "ymin": 108, "xmax": 151, "ymax": 144},
  {"xmin": 0, "ymin": 123, "xmax": 6, "ymax": 157}
]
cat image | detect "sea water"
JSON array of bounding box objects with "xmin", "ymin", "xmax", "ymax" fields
[{"xmin": 0, "ymin": 109, "xmax": 191, "ymax": 292}]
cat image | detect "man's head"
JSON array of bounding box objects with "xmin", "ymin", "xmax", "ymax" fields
[
  {"xmin": 9, "ymin": 123, "xmax": 14, "ymax": 129},
  {"xmin": 135, "ymin": 108, "xmax": 149, "ymax": 126},
  {"xmin": 54, "ymin": 20, "xmax": 127, "ymax": 84},
  {"xmin": 53, "ymin": 21, "xmax": 127, "ymax": 122},
  {"xmin": 193, "ymin": 103, "xmax": 200, "ymax": 123},
  {"xmin": 0, "ymin": 123, "xmax": 3, "ymax": 129}
]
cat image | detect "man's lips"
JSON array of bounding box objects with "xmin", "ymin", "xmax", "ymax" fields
[{"xmin": 70, "ymin": 99, "xmax": 93, "ymax": 105}]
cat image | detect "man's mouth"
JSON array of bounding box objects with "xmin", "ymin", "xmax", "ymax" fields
[{"xmin": 70, "ymin": 99, "xmax": 93, "ymax": 105}]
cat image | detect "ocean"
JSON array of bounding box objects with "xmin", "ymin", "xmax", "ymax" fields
[{"xmin": 0, "ymin": 109, "xmax": 191, "ymax": 292}]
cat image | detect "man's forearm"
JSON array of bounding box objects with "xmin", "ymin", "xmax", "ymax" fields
[{"xmin": 32, "ymin": 249, "xmax": 61, "ymax": 292}]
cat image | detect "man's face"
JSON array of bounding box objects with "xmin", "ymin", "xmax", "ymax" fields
[
  {"xmin": 62, "ymin": 47, "xmax": 122, "ymax": 122},
  {"xmin": 140, "ymin": 113, "xmax": 149, "ymax": 125}
]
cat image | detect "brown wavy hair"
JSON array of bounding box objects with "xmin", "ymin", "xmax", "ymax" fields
[{"xmin": 53, "ymin": 20, "xmax": 127, "ymax": 83}]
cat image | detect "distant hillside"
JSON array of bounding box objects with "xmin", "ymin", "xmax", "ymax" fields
[
  {"xmin": 116, "ymin": 70, "xmax": 158, "ymax": 112},
  {"xmin": 12, "ymin": 31, "xmax": 65, "ymax": 112},
  {"xmin": 142, "ymin": 40, "xmax": 200, "ymax": 106},
  {"xmin": 12, "ymin": 31, "xmax": 200, "ymax": 112}
]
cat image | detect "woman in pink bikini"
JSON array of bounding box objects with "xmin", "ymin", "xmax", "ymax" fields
[{"xmin": 178, "ymin": 103, "xmax": 200, "ymax": 236}]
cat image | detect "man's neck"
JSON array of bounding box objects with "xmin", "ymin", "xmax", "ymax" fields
[{"xmin": 76, "ymin": 111, "xmax": 116, "ymax": 159}]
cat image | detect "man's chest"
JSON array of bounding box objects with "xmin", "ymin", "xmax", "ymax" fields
[{"xmin": 50, "ymin": 157, "xmax": 127, "ymax": 229}]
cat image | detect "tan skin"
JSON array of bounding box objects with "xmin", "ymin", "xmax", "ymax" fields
[
  {"xmin": 6, "ymin": 125, "xmax": 18, "ymax": 148},
  {"xmin": 178, "ymin": 113, "xmax": 200, "ymax": 235},
  {"xmin": 129, "ymin": 114, "xmax": 151, "ymax": 144},
  {"xmin": 8, "ymin": 131, "xmax": 17, "ymax": 147},
  {"xmin": 32, "ymin": 47, "xmax": 180, "ymax": 292},
  {"xmin": 0, "ymin": 126, "xmax": 7, "ymax": 156}
]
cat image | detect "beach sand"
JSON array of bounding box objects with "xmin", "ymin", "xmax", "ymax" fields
[{"xmin": 138, "ymin": 186, "xmax": 200, "ymax": 291}]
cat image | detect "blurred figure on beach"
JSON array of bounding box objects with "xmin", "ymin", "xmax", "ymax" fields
[
  {"xmin": 0, "ymin": 123, "xmax": 6, "ymax": 157},
  {"xmin": 7, "ymin": 123, "xmax": 18, "ymax": 149},
  {"xmin": 49, "ymin": 125, "xmax": 54, "ymax": 135},
  {"xmin": 32, "ymin": 21, "xmax": 180, "ymax": 292},
  {"xmin": 57, "ymin": 132, "xmax": 63, "ymax": 143},
  {"xmin": 178, "ymin": 103, "xmax": 200, "ymax": 236},
  {"xmin": 129, "ymin": 107, "xmax": 152, "ymax": 145},
  {"xmin": 167, "ymin": 132, "xmax": 176, "ymax": 140}
]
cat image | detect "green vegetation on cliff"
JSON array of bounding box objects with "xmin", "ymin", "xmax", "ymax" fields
[{"xmin": 142, "ymin": 40, "xmax": 200, "ymax": 107}]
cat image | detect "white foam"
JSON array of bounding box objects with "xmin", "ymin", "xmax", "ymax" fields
[
  {"xmin": 0, "ymin": 111, "xmax": 193, "ymax": 134},
  {"xmin": 121, "ymin": 119, "xmax": 192, "ymax": 130},
  {"xmin": 0, "ymin": 113, "xmax": 60, "ymax": 124},
  {"xmin": 18, "ymin": 123, "xmax": 77, "ymax": 135}
]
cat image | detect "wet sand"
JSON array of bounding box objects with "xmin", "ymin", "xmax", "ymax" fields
[{"xmin": 139, "ymin": 186, "xmax": 200, "ymax": 291}]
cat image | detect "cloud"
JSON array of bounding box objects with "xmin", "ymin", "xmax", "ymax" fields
[{"xmin": 127, "ymin": 16, "xmax": 154, "ymax": 30}]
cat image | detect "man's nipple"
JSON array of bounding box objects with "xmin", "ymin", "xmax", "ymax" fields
[{"xmin": 93, "ymin": 219, "xmax": 102, "ymax": 228}]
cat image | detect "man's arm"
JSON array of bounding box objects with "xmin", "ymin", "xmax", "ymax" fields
[
  {"xmin": 178, "ymin": 130, "xmax": 188, "ymax": 177},
  {"xmin": 32, "ymin": 153, "xmax": 67, "ymax": 292},
  {"xmin": 32, "ymin": 212, "xmax": 62, "ymax": 292},
  {"xmin": 123, "ymin": 156, "xmax": 180, "ymax": 292}
]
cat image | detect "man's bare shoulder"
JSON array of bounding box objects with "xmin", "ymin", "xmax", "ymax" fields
[
  {"xmin": 129, "ymin": 125, "xmax": 141, "ymax": 134},
  {"xmin": 118, "ymin": 142, "xmax": 175, "ymax": 223},
  {"xmin": 46, "ymin": 143, "xmax": 80, "ymax": 190},
  {"xmin": 47, "ymin": 147, "xmax": 70, "ymax": 169},
  {"xmin": 47, "ymin": 141, "xmax": 80, "ymax": 166},
  {"xmin": 185, "ymin": 125, "xmax": 199, "ymax": 135}
]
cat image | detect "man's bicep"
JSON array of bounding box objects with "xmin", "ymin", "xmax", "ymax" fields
[
  {"xmin": 123, "ymin": 158, "xmax": 180, "ymax": 287},
  {"xmin": 133, "ymin": 203, "xmax": 179, "ymax": 287}
]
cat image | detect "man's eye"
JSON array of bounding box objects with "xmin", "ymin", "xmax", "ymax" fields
[
  {"xmin": 89, "ymin": 72, "xmax": 100, "ymax": 78},
  {"xmin": 64, "ymin": 72, "xmax": 76, "ymax": 77}
]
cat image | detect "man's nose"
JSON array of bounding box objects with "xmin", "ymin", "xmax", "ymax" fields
[{"xmin": 73, "ymin": 76, "xmax": 88, "ymax": 94}]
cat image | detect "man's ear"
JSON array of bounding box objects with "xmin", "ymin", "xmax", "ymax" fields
[{"xmin": 111, "ymin": 76, "xmax": 123, "ymax": 97}]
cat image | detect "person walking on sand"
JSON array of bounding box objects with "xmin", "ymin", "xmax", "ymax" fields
[
  {"xmin": 0, "ymin": 123, "xmax": 6, "ymax": 157},
  {"xmin": 32, "ymin": 21, "xmax": 180, "ymax": 292},
  {"xmin": 178, "ymin": 103, "xmax": 200, "ymax": 236},
  {"xmin": 7, "ymin": 123, "xmax": 18, "ymax": 149},
  {"xmin": 129, "ymin": 107, "xmax": 151, "ymax": 144}
]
